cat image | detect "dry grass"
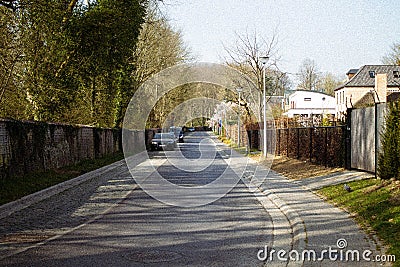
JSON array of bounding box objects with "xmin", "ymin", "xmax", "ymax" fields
[{"xmin": 251, "ymin": 154, "xmax": 344, "ymax": 180}]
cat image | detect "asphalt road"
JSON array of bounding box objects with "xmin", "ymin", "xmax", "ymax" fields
[
  {"xmin": 0, "ymin": 132, "xmax": 274, "ymax": 266},
  {"xmin": 0, "ymin": 131, "xmax": 386, "ymax": 267}
]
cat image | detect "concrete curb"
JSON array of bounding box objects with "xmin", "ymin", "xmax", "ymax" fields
[
  {"xmin": 260, "ymin": 185, "xmax": 307, "ymax": 267},
  {"xmin": 227, "ymin": 149, "xmax": 307, "ymax": 266},
  {"xmin": 246, "ymin": 158, "xmax": 307, "ymax": 251},
  {"xmin": 241, "ymin": 170, "xmax": 307, "ymax": 267},
  {"xmin": 0, "ymin": 159, "xmax": 126, "ymax": 220}
]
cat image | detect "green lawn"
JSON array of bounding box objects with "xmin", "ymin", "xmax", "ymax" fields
[
  {"xmin": 318, "ymin": 178, "xmax": 400, "ymax": 266},
  {"xmin": 0, "ymin": 152, "xmax": 124, "ymax": 206}
]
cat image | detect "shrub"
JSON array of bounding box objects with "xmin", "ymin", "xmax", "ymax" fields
[{"xmin": 377, "ymin": 101, "xmax": 400, "ymax": 179}]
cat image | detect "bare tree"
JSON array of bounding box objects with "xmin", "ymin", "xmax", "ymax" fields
[
  {"xmin": 317, "ymin": 72, "xmax": 343, "ymax": 96},
  {"xmin": 223, "ymin": 31, "xmax": 280, "ymax": 94},
  {"xmin": 222, "ymin": 31, "xmax": 290, "ymax": 123},
  {"xmin": 297, "ymin": 58, "xmax": 320, "ymax": 91},
  {"xmin": 382, "ymin": 42, "xmax": 400, "ymax": 65}
]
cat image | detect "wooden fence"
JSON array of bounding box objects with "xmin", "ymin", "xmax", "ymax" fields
[{"xmin": 272, "ymin": 126, "xmax": 346, "ymax": 167}]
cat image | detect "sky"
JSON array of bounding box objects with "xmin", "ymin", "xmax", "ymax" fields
[{"xmin": 161, "ymin": 0, "xmax": 400, "ymax": 83}]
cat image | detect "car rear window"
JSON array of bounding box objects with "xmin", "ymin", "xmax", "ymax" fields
[{"xmin": 153, "ymin": 133, "xmax": 173, "ymax": 139}]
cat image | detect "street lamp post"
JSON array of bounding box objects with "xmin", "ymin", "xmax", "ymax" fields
[
  {"xmin": 236, "ymin": 87, "xmax": 243, "ymax": 148},
  {"xmin": 260, "ymin": 56, "xmax": 269, "ymax": 158}
]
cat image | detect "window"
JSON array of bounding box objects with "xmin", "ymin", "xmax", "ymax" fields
[
  {"xmin": 394, "ymin": 70, "xmax": 399, "ymax": 78},
  {"xmin": 369, "ymin": 70, "xmax": 375, "ymax": 78},
  {"xmin": 304, "ymin": 98, "xmax": 311, "ymax": 101}
]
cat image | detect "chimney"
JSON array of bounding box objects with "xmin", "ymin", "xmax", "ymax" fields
[
  {"xmin": 346, "ymin": 69, "xmax": 358, "ymax": 80},
  {"xmin": 374, "ymin": 73, "xmax": 387, "ymax": 103}
]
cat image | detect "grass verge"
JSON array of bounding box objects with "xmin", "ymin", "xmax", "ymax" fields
[
  {"xmin": 318, "ymin": 179, "xmax": 400, "ymax": 266},
  {"xmin": 0, "ymin": 152, "xmax": 124, "ymax": 206}
]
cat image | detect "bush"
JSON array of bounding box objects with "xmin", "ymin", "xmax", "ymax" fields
[{"xmin": 377, "ymin": 101, "xmax": 400, "ymax": 179}]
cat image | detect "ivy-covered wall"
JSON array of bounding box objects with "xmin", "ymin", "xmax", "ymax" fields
[{"xmin": 0, "ymin": 119, "xmax": 121, "ymax": 180}]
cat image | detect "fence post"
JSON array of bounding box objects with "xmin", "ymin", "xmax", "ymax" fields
[
  {"xmin": 277, "ymin": 129, "xmax": 280, "ymax": 155},
  {"xmin": 309, "ymin": 127, "xmax": 313, "ymax": 163},
  {"xmin": 297, "ymin": 128, "xmax": 300, "ymax": 159},
  {"xmin": 374, "ymin": 103, "xmax": 378, "ymax": 179},
  {"xmin": 286, "ymin": 128, "xmax": 289, "ymax": 156},
  {"xmin": 324, "ymin": 127, "xmax": 328, "ymax": 167},
  {"xmin": 345, "ymin": 108, "xmax": 352, "ymax": 170}
]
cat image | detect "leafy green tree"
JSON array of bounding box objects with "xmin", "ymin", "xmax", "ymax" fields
[
  {"xmin": 129, "ymin": 8, "xmax": 191, "ymax": 128},
  {"xmin": 0, "ymin": 5, "xmax": 27, "ymax": 119},
  {"xmin": 0, "ymin": 0, "xmax": 148, "ymax": 127},
  {"xmin": 66, "ymin": 0, "xmax": 147, "ymax": 127},
  {"xmin": 16, "ymin": 0, "xmax": 81, "ymax": 121},
  {"xmin": 377, "ymin": 101, "xmax": 400, "ymax": 180},
  {"xmin": 0, "ymin": 0, "xmax": 193, "ymax": 129}
]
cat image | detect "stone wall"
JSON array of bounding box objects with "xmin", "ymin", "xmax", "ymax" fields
[{"xmin": 0, "ymin": 119, "xmax": 121, "ymax": 180}]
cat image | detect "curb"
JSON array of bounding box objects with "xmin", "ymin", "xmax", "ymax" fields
[
  {"xmin": 215, "ymin": 138, "xmax": 307, "ymax": 266},
  {"xmin": 259, "ymin": 185, "xmax": 307, "ymax": 267},
  {"xmin": 247, "ymin": 158, "xmax": 308, "ymax": 252},
  {"xmin": 0, "ymin": 159, "xmax": 126, "ymax": 220},
  {"xmin": 236, "ymin": 154, "xmax": 307, "ymax": 267}
]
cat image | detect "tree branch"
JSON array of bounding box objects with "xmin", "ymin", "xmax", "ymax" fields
[{"xmin": 62, "ymin": 0, "xmax": 79, "ymax": 23}]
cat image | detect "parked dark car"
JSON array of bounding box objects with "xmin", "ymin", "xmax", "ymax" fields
[{"xmin": 151, "ymin": 133, "xmax": 176, "ymax": 151}]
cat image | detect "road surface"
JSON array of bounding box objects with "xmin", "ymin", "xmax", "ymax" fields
[
  {"xmin": 0, "ymin": 132, "xmax": 384, "ymax": 266},
  {"xmin": 0, "ymin": 132, "xmax": 273, "ymax": 266}
]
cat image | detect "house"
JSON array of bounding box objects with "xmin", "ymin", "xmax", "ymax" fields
[
  {"xmin": 335, "ymin": 65, "xmax": 400, "ymax": 120},
  {"xmin": 285, "ymin": 90, "xmax": 336, "ymax": 122}
]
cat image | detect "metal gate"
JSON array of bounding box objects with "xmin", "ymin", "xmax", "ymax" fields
[{"xmin": 349, "ymin": 104, "xmax": 386, "ymax": 173}]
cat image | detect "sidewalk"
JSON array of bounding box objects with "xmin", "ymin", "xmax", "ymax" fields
[
  {"xmin": 292, "ymin": 170, "xmax": 374, "ymax": 191},
  {"xmin": 240, "ymin": 152, "xmax": 387, "ymax": 267}
]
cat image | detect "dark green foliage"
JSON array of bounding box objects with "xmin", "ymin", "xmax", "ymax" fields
[
  {"xmin": 1, "ymin": 1, "xmax": 189, "ymax": 128},
  {"xmin": 0, "ymin": 0, "xmax": 147, "ymax": 127},
  {"xmin": 378, "ymin": 101, "xmax": 400, "ymax": 180}
]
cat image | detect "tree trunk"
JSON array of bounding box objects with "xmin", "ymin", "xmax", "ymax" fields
[{"xmin": 91, "ymin": 76, "xmax": 97, "ymax": 124}]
